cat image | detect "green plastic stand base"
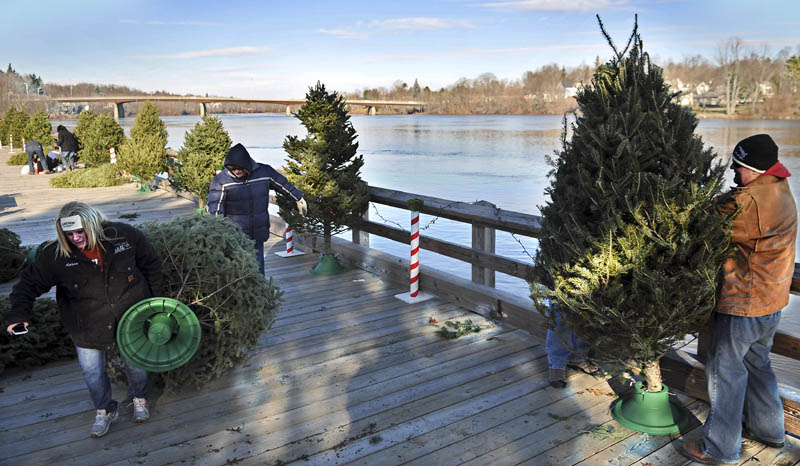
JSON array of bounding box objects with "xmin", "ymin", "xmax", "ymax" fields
[
  {"xmin": 194, "ymin": 207, "xmax": 208, "ymax": 215},
  {"xmin": 136, "ymin": 183, "xmax": 152, "ymax": 193},
  {"xmin": 117, "ymin": 297, "xmax": 202, "ymax": 372},
  {"xmin": 611, "ymin": 381, "xmax": 688, "ymax": 435},
  {"xmin": 310, "ymin": 254, "xmax": 346, "ymax": 275}
]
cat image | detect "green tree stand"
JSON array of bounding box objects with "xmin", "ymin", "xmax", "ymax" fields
[
  {"xmin": 310, "ymin": 254, "xmax": 347, "ymax": 275},
  {"xmin": 612, "ymin": 381, "xmax": 688, "ymax": 435}
]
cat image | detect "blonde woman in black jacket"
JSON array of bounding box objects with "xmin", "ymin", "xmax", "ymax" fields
[{"xmin": 6, "ymin": 201, "xmax": 163, "ymax": 438}]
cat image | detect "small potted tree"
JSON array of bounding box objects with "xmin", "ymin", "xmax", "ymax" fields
[
  {"xmin": 532, "ymin": 16, "xmax": 733, "ymax": 435},
  {"xmin": 278, "ymin": 82, "xmax": 370, "ymax": 275}
]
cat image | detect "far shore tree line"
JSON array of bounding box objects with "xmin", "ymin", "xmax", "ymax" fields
[{"xmin": 1, "ymin": 37, "xmax": 799, "ymax": 121}]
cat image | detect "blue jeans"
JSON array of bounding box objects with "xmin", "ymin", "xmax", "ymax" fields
[
  {"xmin": 25, "ymin": 143, "xmax": 44, "ymax": 173},
  {"xmin": 75, "ymin": 346, "xmax": 148, "ymax": 413},
  {"xmin": 61, "ymin": 151, "xmax": 77, "ymax": 169},
  {"xmin": 702, "ymin": 312, "xmax": 784, "ymax": 463},
  {"xmin": 545, "ymin": 305, "xmax": 589, "ymax": 369},
  {"xmin": 255, "ymin": 240, "xmax": 265, "ymax": 275}
]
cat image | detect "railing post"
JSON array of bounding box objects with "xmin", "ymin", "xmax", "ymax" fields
[
  {"xmin": 351, "ymin": 207, "xmax": 370, "ymax": 247},
  {"xmin": 472, "ymin": 201, "xmax": 496, "ymax": 288}
]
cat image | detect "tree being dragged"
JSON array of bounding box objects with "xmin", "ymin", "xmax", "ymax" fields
[
  {"xmin": 278, "ymin": 82, "xmax": 369, "ymax": 255},
  {"xmin": 532, "ymin": 15, "xmax": 734, "ymax": 392}
]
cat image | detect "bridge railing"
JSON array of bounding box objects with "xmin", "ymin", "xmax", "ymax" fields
[{"xmin": 281, "ymin": 184, "xmax": 800, "ymax": 434}]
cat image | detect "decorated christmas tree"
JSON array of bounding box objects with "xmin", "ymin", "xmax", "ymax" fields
[
  {"xmin": 278, "ymin": 82, "xmax": 369, "ymax": 270},
  {"xmin": 532, "ymin": 15, "xmax": 733, "ymax": 402}
]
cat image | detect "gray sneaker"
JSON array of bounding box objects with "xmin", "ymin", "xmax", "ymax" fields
[
  {"xmin": 132, "ymin": 397, "xmax": 150, "ymax": 422},
  {"xmin": 90, "ymin": 409, "xmax": 118, "ymax": 438}
]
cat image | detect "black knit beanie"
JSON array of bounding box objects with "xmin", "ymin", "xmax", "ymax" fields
[{"xmin": 731, "ymin": 134, "xmax": 778, "ymax": 173}]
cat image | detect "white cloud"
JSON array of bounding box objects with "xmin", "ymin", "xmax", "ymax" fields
[
  {"xmin": 316, "ymin": 28, "xmax": 369, "ymax": 39},
  {"xmin": 131, "ymin": 46, "xmax": 271, "ymax": 60},
  {"xmin": 481, "ymin": 0, "xmax": 624, "ymax": 12},
  {"xmin": 372, "ymin": 17, "xmax": 476, "ymax": 30}
]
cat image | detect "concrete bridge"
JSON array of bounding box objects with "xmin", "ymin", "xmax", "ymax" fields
[{"xmin": 49, "ymin": 96, "xmax": 426, "ymax": 121}]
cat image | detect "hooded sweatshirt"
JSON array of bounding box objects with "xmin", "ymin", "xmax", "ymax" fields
[
  {"xmin": 56, "ymin": 125, "xmax": 79, "ymax": 152},
  {"xmin": 208, "ymin": 143, "xmax": 303, "ymax": 242}
]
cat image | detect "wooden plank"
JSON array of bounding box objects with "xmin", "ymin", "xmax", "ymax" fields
[
  {"xmin": 53, "ymin": 329, "xmax": 540, "ymax": 466},
  {"xmin": 571, "ymin": 399, "xmax": 708, "ymax": 466},
  {"xmin": 0, "ymin": 306, "xmax": 500, "ymax": 460},
  {"xmin": 402, "ymin": 380, "xmax": 616, "ymax": 466},
  {"xmin": 1, "ymin": 309, "xmax": 506, "ymax": 448},
  {"xmin": 118, "ymin": 336, "xmax": 544, "ymax": 466},
  {"xmin": 270, "ymin": 358, "xmax": 556, "ymax": 465},
  {"xmin": 348, "ymin": 373, "xmax": 612, "ymax": 466}
]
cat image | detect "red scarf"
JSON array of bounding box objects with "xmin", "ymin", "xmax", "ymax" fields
[{"xmin": 761, "ymin": 161, "xmax": 791, "ymax": 179}]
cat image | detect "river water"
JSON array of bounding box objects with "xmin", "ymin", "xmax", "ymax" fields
[{"xmin": 109, "ymin": 114, "xmax": 800, "ymax": 303}]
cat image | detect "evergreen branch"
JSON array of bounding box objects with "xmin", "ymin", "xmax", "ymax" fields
[
  {"xmin": 190, "ymin": 273, "xmax": 253, "ymax": 306},
  {"xmin": 511, "ymin": 232, "xmax": 535, "ymax": 261}
]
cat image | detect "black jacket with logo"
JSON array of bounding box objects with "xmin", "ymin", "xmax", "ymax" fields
[{"xmin": 7, "ymin": 222, "xmax": 163, "ymax": 349}]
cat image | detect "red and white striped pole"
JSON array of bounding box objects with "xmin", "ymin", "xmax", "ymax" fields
[
  {"xmin": 396, "ymin": 203, "xmax": 434, "ymax": 303},
  {"xmin": 409, "ymin": 211, "xmax": 421, "ymax": 297},
  {"xmin": 275, "ymin": 225, "xmax": 304, "ymax": 257}
]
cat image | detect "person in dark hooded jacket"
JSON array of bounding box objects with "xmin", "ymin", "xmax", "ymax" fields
[
  {"xmin": 208, "ymin": 143, "xmax": 307, "ymax": 274},
  {"xmin": 56, "ymin": 124, "xmax": 79, "ymax": 170}
]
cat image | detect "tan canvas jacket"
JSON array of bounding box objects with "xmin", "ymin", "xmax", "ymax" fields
[{"xmin": 716, "ymin": 175, "xmax": 798, "ymax": 317}]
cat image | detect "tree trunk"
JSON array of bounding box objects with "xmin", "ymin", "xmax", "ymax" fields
[
  {"xmin": 644, "ymin": 360, "xmax": 663, "ymax": 393},
  {"xmin": 323, "ymin": 223, "xmax": 332, "ymax": 255},
  {"xmin": 198, "ymin": 198, "xmax": 206, "ymax": 209}
]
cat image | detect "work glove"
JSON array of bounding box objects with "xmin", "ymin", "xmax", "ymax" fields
[{"xmin": 296, "ymin": 198, "xmax": 308, "ymax": 216}]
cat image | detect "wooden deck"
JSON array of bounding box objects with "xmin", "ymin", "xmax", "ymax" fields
[{"xmin": 2, "ymin": 147, "xmax": 800, "ymax": 465}]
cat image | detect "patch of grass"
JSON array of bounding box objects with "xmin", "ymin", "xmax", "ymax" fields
[
  {"xmin": 435, "ymin": 319, "xmax": 488, "ymax": 339},
  {"xmin": 49, "ymin": 163, "xmax": 127, "ymax": 188}
]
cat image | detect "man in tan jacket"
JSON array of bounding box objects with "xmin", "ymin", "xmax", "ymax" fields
[{"xmin": 683, "ymin": 134, "xmax": 797, "ymax": 464}]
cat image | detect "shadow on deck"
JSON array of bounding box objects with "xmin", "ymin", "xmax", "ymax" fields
[{"xmin": 0, "ymin": 238, "xmax": 798, "ymax": 465}]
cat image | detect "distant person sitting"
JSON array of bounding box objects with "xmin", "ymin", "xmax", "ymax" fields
[
  {"xmin": 56, "ymin": 124, "xmax": 79, "ymax": 171},
  {"xmin": 24, "ymin": 140, "xmax": 51, "ymax": 174},
  {"xmin": 208, "ymin": 143, "xmax": 307, "ymax": 275}
]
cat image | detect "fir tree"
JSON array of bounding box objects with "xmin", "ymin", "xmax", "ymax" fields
[
  {"xmin": 23, "ymin": 111, "xmax": 52, "ymax": 147},
  {"xmin": 171, "ymin": 116, "xmax": 231, "ymax": 206},
  {"xmin": 80, "ymin": 114, "xmax": 125, "ymax": 167},
  {"xmin": 532, "ymin": 16, "xmax": 733, "ymax": 392},
  {"xmin": 119, "ymin": 102, "xmax": 168, "ymax": 184},
  {"xmin": 278, "ymin": 82, "xmax": 369, "ymax": 255},
  {"xmin": 73, "ymin": 109, "xmax": 96, "ymax": 152},
  {"xmin": 0, "ymin": 109, "xmax": 13, "ymax": 145},
  {"xmin": 5, "ymin": 107, "xmax": 29, "ymax": 146}
]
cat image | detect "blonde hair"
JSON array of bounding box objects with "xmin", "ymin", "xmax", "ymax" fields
[{"xmin": 55, "ymin": 202, "xmax": 109, "ymax": 258}]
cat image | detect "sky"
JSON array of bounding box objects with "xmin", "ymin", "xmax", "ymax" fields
[{"xmin": 2, "ymin": 0, "xmax": 799, "ymax": 98}]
